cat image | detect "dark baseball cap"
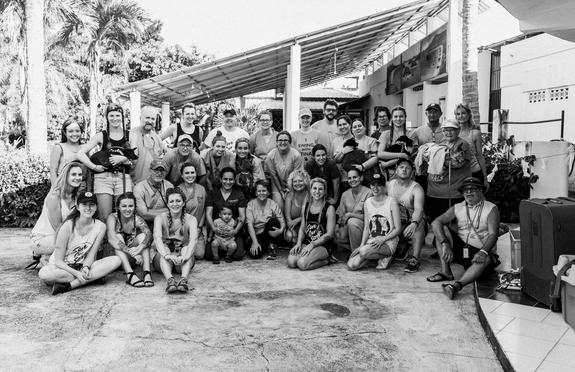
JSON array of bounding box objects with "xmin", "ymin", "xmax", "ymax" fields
[
  {"xmin": 77, "ymin": 191, "xmax": 97, "ymax": 205},
  {"xmin": 458, "ymin": 177, "xmax": 483, "ymax": 193},
  {"xmin": 223, "ymin": 108, "xmax": 237, "ymax": 116},
  {"xmin": 369, "ymin": 173, "xmax": 386, "ymax": 186},
  {"xmin": 425, "ymin": 103, "xmax": 442, "ymax": 113}
]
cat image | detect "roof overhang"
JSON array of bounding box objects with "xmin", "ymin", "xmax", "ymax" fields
[
  {"xmin": 498, "ymin": 0, "xmax": 575, "ymax": 43},
  {"xmin": 114, "ymin": 0, "xmax": 448, "ymax": 107}
]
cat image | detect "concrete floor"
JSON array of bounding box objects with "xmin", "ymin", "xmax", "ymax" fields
[{"xmin": 1, "ymin": 228, "xmax": 502, "ymax": 371}]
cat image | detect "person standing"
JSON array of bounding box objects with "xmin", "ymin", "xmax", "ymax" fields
[
  {"xmin": 311, "ymin": 99, "xmax": 339, "ymax": 139},
  {"xmin": 49, "ymin": 118, "xmax": 83, "ymax": 185},
  {"xmin": 203, "ymin": 108, "xmax": 249, "ymax": 152},
  {"xmin": 410, "ymin": 103, "xmax": 444, "ymax": 192},
  {"xmin": 371, "ymin": 107, "xmax": 391, "ymax": 140},
  {"xmin": 161, "ymin": 103, "xmax": 204, "ymax": 152},
  {"xmin": 249, "ymin": 110, "xmax": 277, "ymax": 161},
  {"xmin": 291, "ymin": 108, "xmax": 332, "ymax": 162},
  {"xmin": 130, "ymin": 106, "xmax": 167, "ymax": 184}
]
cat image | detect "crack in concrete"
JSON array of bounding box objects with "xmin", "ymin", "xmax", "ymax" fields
[{"xmin": 259, "ymin": 343, "xmax": 270, "ymax": 372}]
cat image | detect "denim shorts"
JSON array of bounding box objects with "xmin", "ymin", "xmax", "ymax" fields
[{"xmin": 93, "ymin": 171, "xmax": 133, "ymax": 196}]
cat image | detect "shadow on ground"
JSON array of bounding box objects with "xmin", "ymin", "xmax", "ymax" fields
[{"xmin": 0, "ymin": 228, "xmax": 501, "ymax": 371}]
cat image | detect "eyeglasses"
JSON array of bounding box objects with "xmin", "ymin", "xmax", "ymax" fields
[
  {"xmin": 178, "ymin": 144, "xmax": 192, "ymax": 149},
  {"xmin": 325, "ymin": 109, "xmax": 337, "ymax": 113},
  {"xmin": 277, "ymin": 139, "xmax": 290, "ymax": 143}
]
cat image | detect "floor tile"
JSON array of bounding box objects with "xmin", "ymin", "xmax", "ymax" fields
[
  {"xmin": 492, "ymin": 302, "xmax": 551, "ymax": 322},
  {"xmin": 485, "ymin": 312, "xmax": 515, "ymax": 333},
  {"xmin": 479, "ymin": 297, "xmax": 504, "ymax": 313},
  {"xmin": 559, "ymin": 328, "xmax": 575, "ymax": 345},
  {"xmin": 536, "ymin": 360, "xmax": 572, "ymax": 372},
  {"xmin": 542, "ymin": 311, "xmax": 569, "ymax": 327},
  {"xmin": 544, "ymin": 343, "xmax": 575, "ymax": 366},
  {"xmin": 496, "ymin": 331, "xmax": 556, "ymax": 359},
  {"xmin": 500, "ymin": 318, "xmax": 568, "ymax": 342},
  {"xmin": 489, "ymin": 291, "xmax": 541, "ymax": 307},
  {"xmin": 505, "ymin": 351, "xmax": 541, "ymax": 372}
]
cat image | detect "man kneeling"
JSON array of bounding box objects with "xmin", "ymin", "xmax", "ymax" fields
[
  {"xmin": 427, "ymin": 177, "xmax": 500, "ymax": 299},
  {"xmin": 347, "ymin": 174, "xmax": 401, "ymax": 270}
]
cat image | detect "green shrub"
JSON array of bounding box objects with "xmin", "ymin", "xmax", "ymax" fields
[{"xmin": 0, "ymin": 180, "xmax": 51, "ymax": 227}]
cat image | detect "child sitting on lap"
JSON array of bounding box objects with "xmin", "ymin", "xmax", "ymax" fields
[{"xmin": 211, "ymin": 206, "xmax": 237, "ymax": 264}]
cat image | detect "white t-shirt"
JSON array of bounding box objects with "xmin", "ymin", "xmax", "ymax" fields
[
  {"xmin": 204, "ymin": 126, "xmax": 249, "ymax": 152},
  {"xmin": 291, "ymin": 128, "xmax": 332, "ymax": 162}
]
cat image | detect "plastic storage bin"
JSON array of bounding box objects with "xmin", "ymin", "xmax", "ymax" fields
[
  {"xmin": 510, "ymin": 229, "xmax": 521, "ymax": 270},
  {"xmin": 561, "ymin": 276, "xmax": 575, "ymax": 329}
]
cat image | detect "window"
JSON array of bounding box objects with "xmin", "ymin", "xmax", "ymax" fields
[
  {"xmin": 528, "ymin": 87, "xmax": 570, "ymax": 103},
  {"xmin": 550, "ymin": 87, "xmax": 569, "ymax": 101},
  {"xmin": 528, "ymin": 90, "xmax": 546, "ymax": 103}
]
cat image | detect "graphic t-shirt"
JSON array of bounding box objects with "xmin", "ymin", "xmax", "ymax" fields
[
  {"xmin": 291, "ymin": 129, "xmax": 331, "ymax": 162},
  {"xmin": 363, "ymin": 196, "xmax": 398, "ymax": 252}
]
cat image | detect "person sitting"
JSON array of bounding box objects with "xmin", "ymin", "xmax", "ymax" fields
[
  {"xmin": 38, "ymin": 192, "xmax": 121, "ymax": 295},
  {"xmin": 386, "ymin": 159, "xmax": 426, "ymax": 273},
  {"xmin": 340, "ymin": 137, "xmax": 378, "ymax": 185},
  {"xmin": 106, "ymin": 192, "xmax": 154, "ymax": 287},
  {"xmin": 30, "ymin": 162, "xmax": 85, "ymax": 268},
  {"xmin": 133, "ymin": 159, "xmax": 173, "ymax": 227},
  {"xmin": 153, "ymin": 187, "xmax": 198, "ymax": 294},
  {"xmin": 427, "ymin": 177, "xmax": 501, "ymax": 299},
  {"xmin": 347, "ymin": 173, "xmax": 401, "ymax": 271},
  {"xmin": 284, "ymin": 169, "xmax": 310, "ymax": 244},
  {"xmin": 288, "ymin": 178, "xmax": 336, "ymax": 271},
  {"xmin": 305, "ymin": 144, "xmax": 340, "ymax": 205},
  {"xmin": 177, "ymin": 162, "xmax": 207, "ymax": 260},
  {"xmin": 210, "ymin": 206, "xmax": 238, "ymax": 264},
  {"xmin": 246, "ymin": 180, "xmax": 286, "ymax": 260}
]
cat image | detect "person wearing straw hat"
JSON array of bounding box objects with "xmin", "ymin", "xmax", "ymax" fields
[{"xmin": 427, "ymin": 177, "xmax": 501, "ymax": 299}]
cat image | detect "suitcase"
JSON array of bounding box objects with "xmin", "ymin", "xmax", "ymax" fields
[{"xmin": 519, "ymin": 197, "xmax": 575, "ymax": 306}]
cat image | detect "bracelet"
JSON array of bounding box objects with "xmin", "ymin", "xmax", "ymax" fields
[
  {"xmin": 411, "ymin": 220, "xmax": 419, "ymax": 225},
  {"xmin": 479, "ymin": 249, "xmax": 489, "ymax": 256}
]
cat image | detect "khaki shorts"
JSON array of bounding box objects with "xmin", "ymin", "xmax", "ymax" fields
[{"xmin": 93, "ymin": 172, "xmax": 133, "ymax": 196}]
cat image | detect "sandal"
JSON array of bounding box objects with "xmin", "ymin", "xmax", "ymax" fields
[
  {"xmin": 142, "ymin": 271, "xmax": 154, "ymax": 287},
  {"xmin": 426, "ymin": 272, "xmax": 454, "ymax": 282},
  {"xmin": 166, "ymin": 277, "xmax": 178, "ymax": 294},
  {"xmin": 25, "ymin": 254, "xmax": 42, "ymax": 270},
  {"xmin": 125, "ymin": 272, "xmax": 144, "ymax": 287},
  {"xmin": 176, "ymin": 277, "xmax": 189, "ymax": 293},
  {"xmin": 442, "ymin": 283, "xmax": 458, "ymax": 300}
]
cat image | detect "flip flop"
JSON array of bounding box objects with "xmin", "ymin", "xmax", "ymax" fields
[{"xmin": 426, "ymin": 272, "xmax": 454, "ymax": 282}]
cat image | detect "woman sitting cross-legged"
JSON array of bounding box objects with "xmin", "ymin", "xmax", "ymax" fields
[
  {"xmin": 347, "ymin": 173, "xmax": 401, "ymax": 271},
  {"xmin": 246, "ymin": 180, "xmax": 286, "ymax": 260},
  {"xmin": 107, "ymin": 192, "xmax": 154, "ymax": 288},
  {"xmin": 153, "ymin": 187, "xmax": 198, "ymax": 294},
  {"xmin": 288, "ymin": 178, "xmax": 336, "ymax": 271},
  {"xmin": 38, "ymin": 192, "xmax": 121, "ymax": 295}
]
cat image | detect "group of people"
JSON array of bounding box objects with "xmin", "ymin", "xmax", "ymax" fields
[{"xmin": 31, "ymin": 99, "xmax": 500, "ymax": 300}]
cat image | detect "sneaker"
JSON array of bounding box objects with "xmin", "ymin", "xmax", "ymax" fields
[
  {"xmin": 224, "ymin": 256, "xmax": 232, "ymax": 263},
  {"xmin": 176, "ymin": 278, "xmax": 189, "ymax": 293},
  {"xmin": 166, "ymin": 277, "xmax": 178, "ymax": 294},
  {"xmin": 376, "ymin": 256, "xmax": 393, "ymax": 270},
  {"xmin": 52, "ymin": 282, "xmax": 71, "ymax": 295},
  {"xmin": 266, "ymin": 244, "xmax": 277, "ymax": 260},
  {"xmin": 213, "ymin": 257, "xmax": 220, "ymax": 265},
  {"xmin": 404, "ymin": 256, "xmax": 421, "ymax": 273}
]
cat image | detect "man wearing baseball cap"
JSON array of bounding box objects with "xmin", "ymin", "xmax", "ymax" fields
[
  {"xmin": 428, "ymin": 176, "xmax": 501, "ymax": 299},
  {"xmin": 133, "ymin": 159, "xmax": 173, "ymax": 226},
  {"xmin": 163, "ymin": 134, "xmax": 207, "ymax": 185},
  {"xmin": 291, "ymin": 108, "xmax": 332, "ymax": 162},
  {"xmin": 203, "ymin": 107, "xmax": 249, "ymax": 152}
]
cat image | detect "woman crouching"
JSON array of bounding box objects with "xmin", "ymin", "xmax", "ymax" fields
[
  {"xmin": 288, "ymin": 178, "xmax": 336, "ymax": 270},
  {"xmin": 38, "ymin": 192, "xmax": 121, "ymax": 295},
  {"xmin": 153, "ymin": 187, "xmax": 198, "ymax": 294}
]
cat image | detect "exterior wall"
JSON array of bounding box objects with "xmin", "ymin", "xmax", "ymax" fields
[
  {"xmin": 500, "ymin": 33, "xmax": 575, "ymax": 141},
  {"xmin": 477, "ymin": 50, "xmax": 492, "ymax": 124}
]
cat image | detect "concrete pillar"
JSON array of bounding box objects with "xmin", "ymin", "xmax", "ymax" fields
[
  {"xmin": 129, "ymin": 91, "xmax": 141, "ymax": 129},
  {"xmin": 445, "ymin": 0, "xmax": 463, "ymax": 119},
  {"xmin": 239, "ymin": 96, "xmax": 246, "ymax": 110},
  {"xmin": 285, "ymin": 43, "xmax": 301, "ymax": 132},
  {"xmin": 283, "ymin": 69, "xmax": 290, "ymax": 130},
  {"xmin": 161, "ymin": 102, "xmax": 170, "ymax": 130}
]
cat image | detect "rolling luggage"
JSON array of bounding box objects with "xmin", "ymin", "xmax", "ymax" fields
[{"xmin": 519, "ymin": 197, "xmax": 575, "ymax": 306}]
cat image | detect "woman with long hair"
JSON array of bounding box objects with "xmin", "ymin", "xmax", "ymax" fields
[
  {"xmin": 201, "ymin": 130, "xmax": 235, "ymax": 191},
  {"xmin": 305, "ymin": 144, "xmax": 340, "ymax": 205},
  {"xmin": 288, "ymin": 178, "xmax": 336, "ymax": 271},
  {"xmin": 76, "ymin": 104, "xmax": 134, "ymax": 221},
  {"xmin": 234, "ymin": 137, "xmax": 265, "ymax": 199},
  {"xmin": 377, "ymin": 106, "xmax": 411, "ymax": 160},
  {"xmin": 455, "ymin": 103, "xmax": 487, "ymax": 185},
  {"xmin": 332, "ymin": 115, "xmax": 355, "ymax": 192},
  {"xmin": 38, "ymin": 192, "xmax": 121, "ymax": 295},
  {"xmin": 153, "ymin": 187, "xmax": 198, "ymax": 294},
  {"xmin": 371, "ymin": 106, "xmax": 391, "ymax": 140},
  {"xmin": 284, "ymin": 169, "xmax": 310, "ymax": 243},
  {"xmin": 178, "ymin": 162, "xmax": 207, "ymax": 259},
  {"xmin": 49, "ymin": 117, "xmax": 84, "ymax": 185},
  {"xmin": 30, "ymin": 162, "xmax": 86, "ymax": 266},
  {"xmin": 107, "ymin": 192, "xmax": 153, "ymax": 287}
]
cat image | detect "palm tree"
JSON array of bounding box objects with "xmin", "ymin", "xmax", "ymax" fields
[
  {"xmin": 57, "ymin": 0, "xmax": 149, "ymax": 137},
  {"xmin": 461, "ymin": 0, "xmax": 480, "ymax": 125}
]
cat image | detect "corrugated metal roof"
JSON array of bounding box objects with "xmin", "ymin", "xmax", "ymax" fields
[{"xmin": 114, "ymin": 0, "xmax": 448, "ymax": 107}]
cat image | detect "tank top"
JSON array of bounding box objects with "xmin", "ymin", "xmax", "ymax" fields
[
  {"xmin": 454, "ymin": 199, "xmax": 497, "ymax": 249},
  {"xmin": 31, "ymin": 197, "xmax": 74, "ymax": 237},
  {"xmin": 56, "ymin": 143, "xmax": 80, "ymax": 177},
  {"xmin": 61, "ymin": 219, "xmax": 104, "ymax": 265},
  {"xmin": 303, "ymin": 202, "xmax": 335, "ymax": 253},
  {"xmin": 387, "ymin": 180, "xmax": 417, "ymax": 221},
  {"xmin": 175, "ymin": 123, "xmax": 202, "ymax": 152},
  {"xmin": 102, "ymin": 130, "xmax": 130, "ymax": 172},
  {"xmin": 459, "ymin": 128, "xmax": 481, "ymax": 173},
  {"xmin": 364, "ymin": 196, "xmax": 398, "ymax": 253},
  {"xmin": 161, "ymin": 213, "xmax": 191, "ymax": 253}
]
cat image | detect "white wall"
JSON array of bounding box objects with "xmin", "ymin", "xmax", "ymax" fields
[
  {"xmin": 500, "ymin": 33, "xmax": 575, "ymax": 142},
  {"xmin": 477, "ymin": 51, "xmax": 492, "ymax": 124}
]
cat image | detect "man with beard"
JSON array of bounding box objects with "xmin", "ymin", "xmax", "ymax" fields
[
  {"xmin": 203, "ymin": 108, "xmax": 248, "ymax": 152},
  {"xmin": 386, "ymin": 159, "xmax": 426, "ymax": 273},
  {"xmin": 311, "ymin": 99, "xmax": 339, "ymax": 139},
  {"xmin": 130, "ymin": 106, "xmax": 167, "ymax": 184},
  {"xmin": 163, "ymin": 135, "xmax": 207, "ymax": 186},
  {"xmin": 161, "ymin": 103, "xmax": 203, "ymax": 152},
  {"xmin": 133, "ymin": 159, "xmax": 173, "ymax": 227},
  {"xmin": 428, "ymin": 177, "xmax": 501, "ymax": 299}
]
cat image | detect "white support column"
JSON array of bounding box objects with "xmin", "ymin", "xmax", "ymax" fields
[
  {"xmin": 285, "ymin": 43, "xmax": 301, "ymax": 133},
  {"xmin": 446, "ymin": 0, "xmax": 463, "ymax": 117},
  {"xmin": 161, "ymin": 102, "xmax": 170, "ymax": 130},
  {"xmin": 283, "ymin": 68, "xmax": 290, "ymax": 129},
  {"xmin": 130, "ymin": 91, "xmax": 141, "ymax": 128}
]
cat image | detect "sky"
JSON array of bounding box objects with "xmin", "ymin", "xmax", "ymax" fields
[{"xmin": 136, "ymin": 0, "xmax": 415, "ymax": 58}]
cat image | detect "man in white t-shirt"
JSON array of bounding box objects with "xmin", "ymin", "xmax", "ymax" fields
[
  {"xmin": 203, "ymin": 108, "xmax": 249, "ymax": 152},
  {"xmin": 291, "ymin": 108, "xmax": 332, "ymax": 162},
  {"xmin": 311, "ymin": 99, "xmax": 339, "ymax": 139}
]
